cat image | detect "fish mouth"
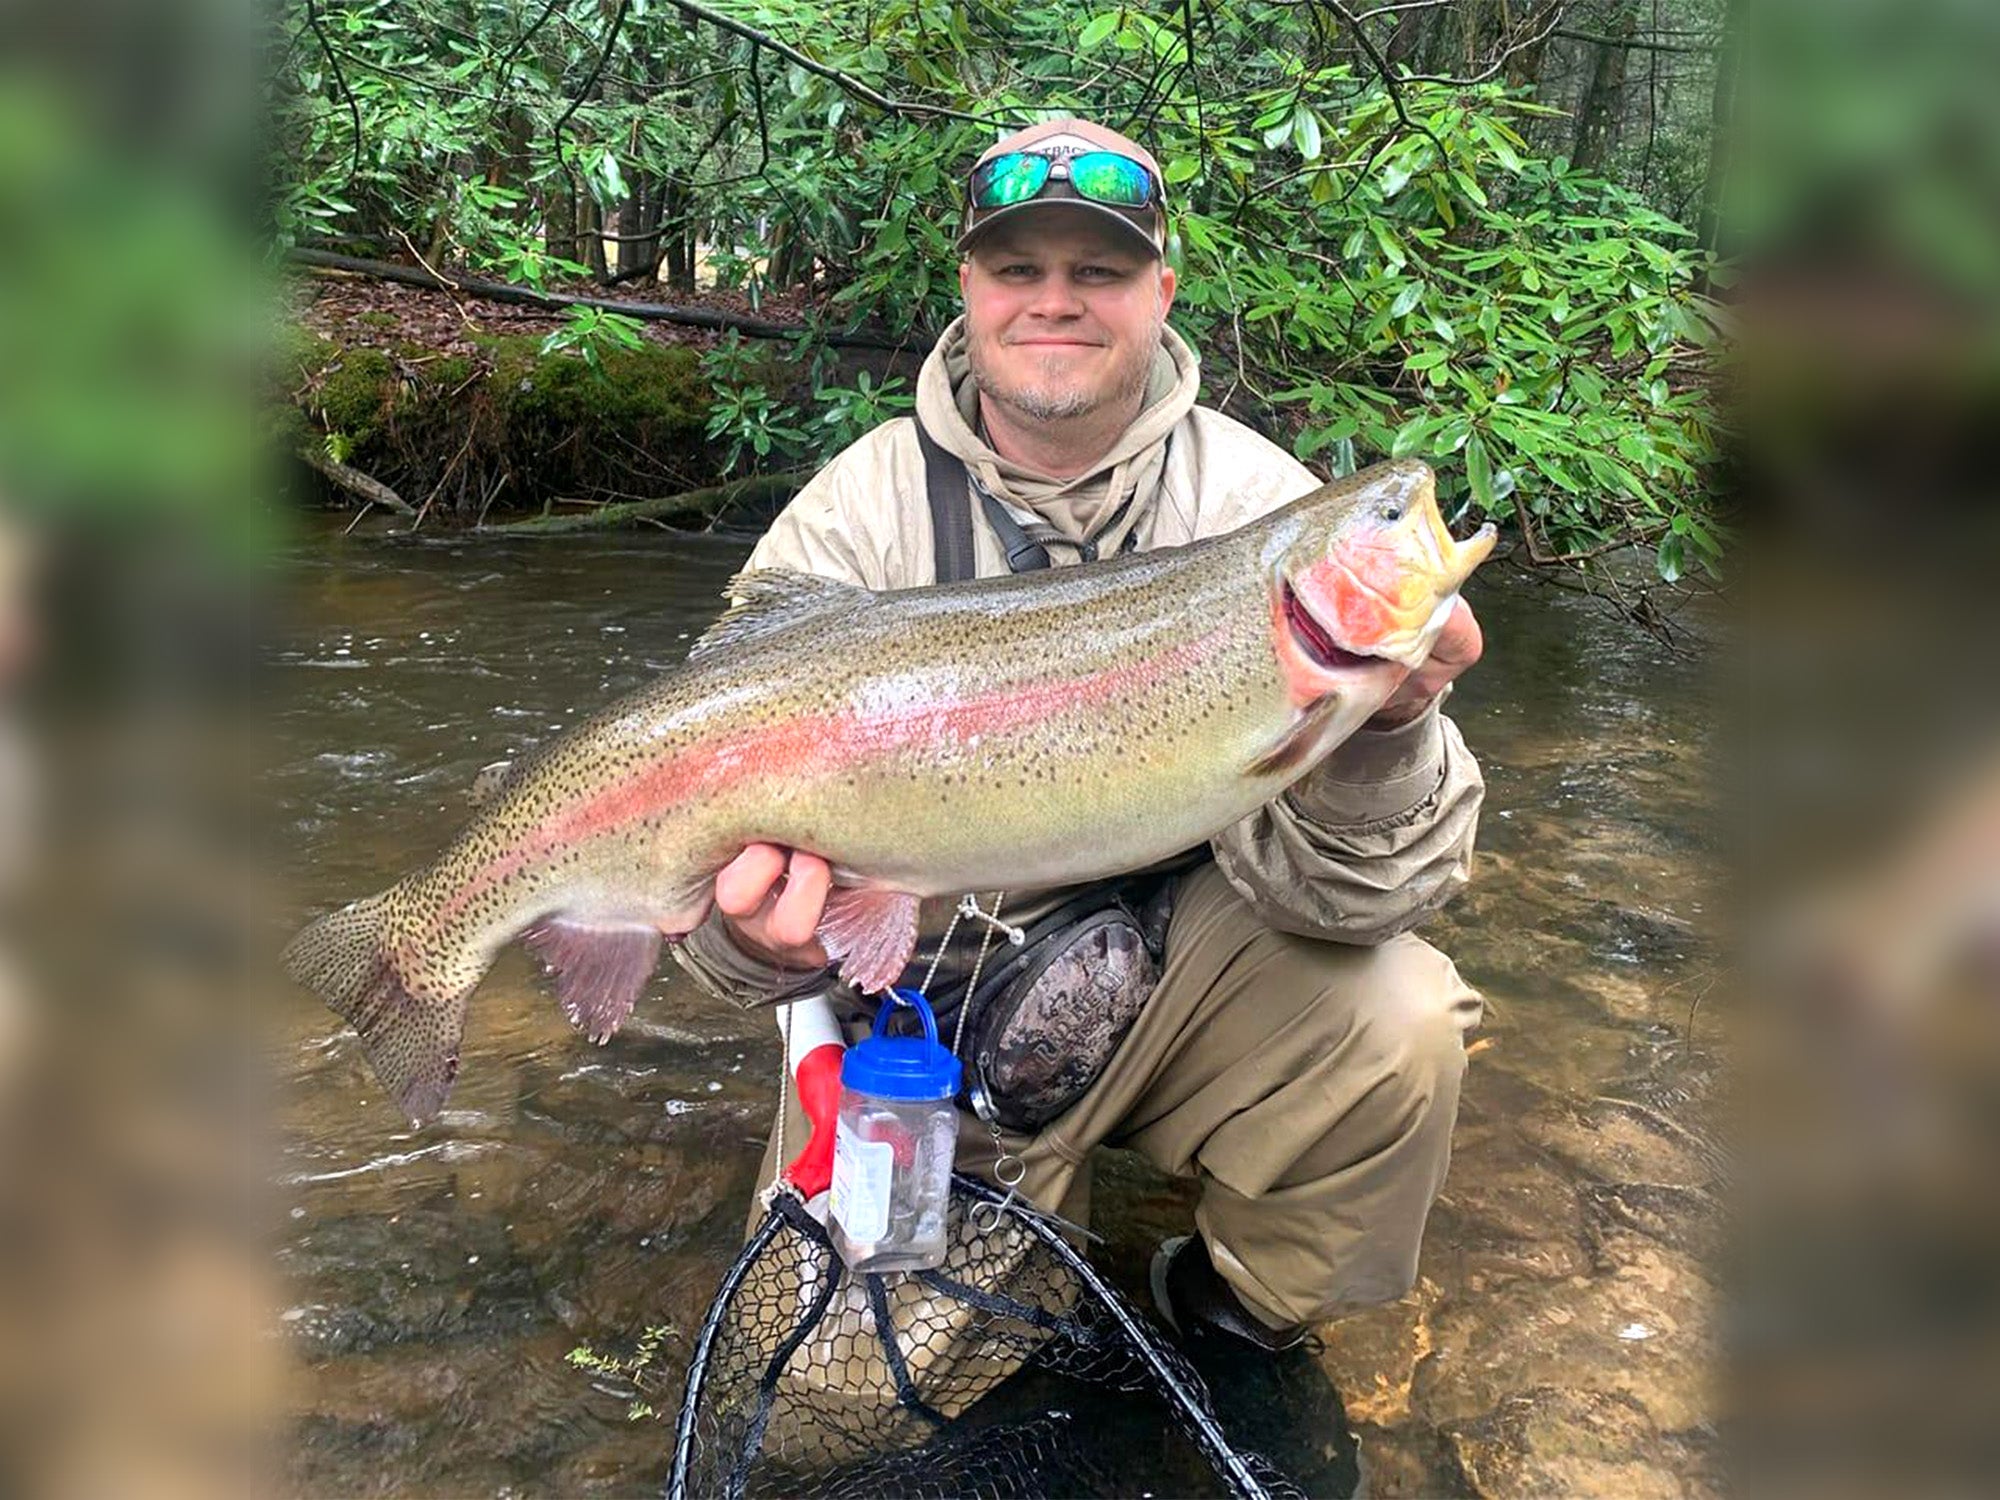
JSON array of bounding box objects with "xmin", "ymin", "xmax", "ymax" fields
[{"xmin": 1280, "ymin": 580, "xmax": 1380, "ymax": 671}]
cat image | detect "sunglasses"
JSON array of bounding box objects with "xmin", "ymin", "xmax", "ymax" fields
[{"xmin": 968, "ymin": 149, "xmax": 1162, "ymax": 213}]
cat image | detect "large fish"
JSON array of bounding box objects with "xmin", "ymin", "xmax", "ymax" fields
[{"xmin": 286, "ymin": 460, "xmax": 1494, "ymax": 1121}]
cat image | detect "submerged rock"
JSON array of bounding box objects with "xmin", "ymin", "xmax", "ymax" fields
[{"xmin": 1445, "ymin": 1386, "xmax": 1692, "ymax": 1500}]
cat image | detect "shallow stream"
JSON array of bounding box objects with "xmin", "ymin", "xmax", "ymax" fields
[{"xmin": 273, "ymin": 523, "xmax": 1722, "ymax": 1496}]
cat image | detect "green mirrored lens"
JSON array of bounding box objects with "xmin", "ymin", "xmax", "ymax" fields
[
  {"xmin": 973, "ymin": 153, "xmax": 1052, "ymax": 208},
  {"xmin": 1069, "ymin": 152, "xmax": 1154, "ymax": 207}
]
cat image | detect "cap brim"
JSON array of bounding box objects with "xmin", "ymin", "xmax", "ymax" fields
[{"xmin": 955, "ymin": 198, "xmax": 1162, "ymax": 258}]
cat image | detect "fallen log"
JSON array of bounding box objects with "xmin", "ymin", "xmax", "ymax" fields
[
  {"xmin": 476, "ymin": 470, "xmax": 812, "ymax": 536},
  {"xmin": 298, "ymin": 444, "xmax": 418, "ymax": 517},
  {"xmin": 289, "ymin": 248, "xmax": 920, "ymax": 352}
]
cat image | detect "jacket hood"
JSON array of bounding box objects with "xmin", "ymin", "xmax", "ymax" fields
[{"xmin": 914, "ymin": 316, "xmax": 1201, "ymax": 554}]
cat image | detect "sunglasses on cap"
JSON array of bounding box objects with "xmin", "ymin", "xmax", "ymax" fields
[{"xmin": 968, "ymin": 149, "xmax": 1162, "ymax": 212}]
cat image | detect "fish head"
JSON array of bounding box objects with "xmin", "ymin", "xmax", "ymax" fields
[{"xmin": 1269, "ymin": 460, "xmax": 1497, "ymax": 704}]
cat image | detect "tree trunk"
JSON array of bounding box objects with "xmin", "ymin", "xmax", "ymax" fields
[
  {"xmin": 1385, "ymin": 3, "xmax": 1440, "ymax": 67},
  {"xmin": 578, "ymin": 195, "xmax": 608, "ymax": 279},
  {"xmin": 1503, "ymin": 1, "xmax": 1562, "ymax": 92},
  {"xmin": 546, "ymin": 181, "xmax": 572, "ymax": 264},
  {"xmin": 663, "ymin": 180, "xmax": 694, "ymax": 291},
  {"xmin": 1571, "ymin": 0, "xmax": 1639, "ymax": 173},
  {"xmin": 1696, "ymin": 0, "xmax": 1743, "ymax": 266}
]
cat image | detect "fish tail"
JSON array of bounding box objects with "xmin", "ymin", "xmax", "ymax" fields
[{"xmin": 283, "ymin": 881, "xmax": 468, "ymax": 1124}]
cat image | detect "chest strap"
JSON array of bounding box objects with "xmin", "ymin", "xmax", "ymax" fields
[{"xmin": 916, "ymin": 417, "xmax": 1147, "ymax": 584}]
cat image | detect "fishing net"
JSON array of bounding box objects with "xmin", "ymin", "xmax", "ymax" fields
[{"xmin": 667, "ymin": 1174, "xmax": 1303, "ymax": 1500}]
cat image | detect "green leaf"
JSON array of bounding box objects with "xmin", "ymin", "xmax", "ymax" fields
[
  {"xmin": 1389, "ymin": 415, "xmax": 1431, "ymax": 459},
  {"xmin": 1372, "ymin": 224, "xmax": 1407, "ymax": 269},
  {"xmin": 1656, "ymin": 532, "xmax": 1684, "ymax": 583},
  {"xmin": 1291, "ymin": 107, "xmax": 1322, "ymax": 162},
  {"xmin": 1078, "ymin": 12, "xmax": 1120, "ymax": 48},
  {"xmin": 1389, "ymin": 282, "xmax": 1424, "ymax": 319},
  {"xmin": 1164, "ymin": 155, "xmax": 1199, "ymax": 184},
  {"xmin": 1466, "ymin": 432, "xmax": 1494, "ymax": 508}
]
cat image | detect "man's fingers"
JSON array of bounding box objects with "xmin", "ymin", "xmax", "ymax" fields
[
  {"xmin": 715, "ymin": 843, "xmax": 787, "ymax": 915},
  {"xmin": 1432, "ymin": 598, "xmax": 1483, "ymax": 671},
  {"xmin": 768, "ymin": 853, "xmax": 832, "ymax": 948}
]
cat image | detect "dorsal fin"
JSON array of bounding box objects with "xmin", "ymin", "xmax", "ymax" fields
[
  {"xmin": 468, "ymin": 758, "xmax": 515, "ymax": 806},
  {"xmin": 689, "ymin": 568, "xmax": 871, "ymax": 660}
]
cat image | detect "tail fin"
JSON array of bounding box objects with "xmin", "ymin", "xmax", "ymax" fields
[{"xmin": 283, "ymin": 884, "xmax": 466, "ymax": 1124}]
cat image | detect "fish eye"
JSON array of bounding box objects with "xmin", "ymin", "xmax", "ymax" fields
[{"xmin": 1379, "ymin": 501, "xmax": 1406, "ymax": 523}]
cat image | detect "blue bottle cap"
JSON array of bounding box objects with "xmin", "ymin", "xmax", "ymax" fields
[{"xmin": 840, "ymin": 987, "xmax": 962, "ymax": 1102}]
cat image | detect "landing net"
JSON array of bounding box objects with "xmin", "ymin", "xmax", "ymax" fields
[{"xmin": 666, "ymin": 1175, "xmax": 1302, "ymax": 1500}]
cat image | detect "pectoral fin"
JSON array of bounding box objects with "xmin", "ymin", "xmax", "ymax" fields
[
  {"xmin": 817, "ymin": 888, "xmax": 920, "ymax": 996},
  {"xmin": 1247, "ymin": 699, "xmax": 1344, "ymax": 780},
  {"xmin": 522, "ymin": 919, "xmax": 663, "ymax": 1043}
]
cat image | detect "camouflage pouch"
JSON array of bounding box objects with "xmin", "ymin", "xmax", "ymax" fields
[{"xmin": 953, "ymin": 885, "xmax": 1169, "ymax": 1133}]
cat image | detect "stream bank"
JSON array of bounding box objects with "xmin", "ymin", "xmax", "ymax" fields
[{"xmin": 279, "ymin": 269, "xmax": 911, "ymax": 531}]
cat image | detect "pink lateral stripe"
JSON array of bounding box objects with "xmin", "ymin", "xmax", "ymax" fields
[{"xmin": 432, "ymin": 623, "xmax": 1230, "ymax": 928}]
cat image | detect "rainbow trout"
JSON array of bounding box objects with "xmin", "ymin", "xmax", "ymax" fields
[{"xmin": 286, "ymin": 460, "xmax": 1493, "ymax": 1121}]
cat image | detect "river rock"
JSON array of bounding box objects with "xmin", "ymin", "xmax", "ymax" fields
[
  {"xmin": 1313, "ymin": 1275, "xmax": 1444, "ymax": 1431},
  {"xmin": 1417, "ymin": 1232, "xmax": 1713, "ymax": 1433},
  {"xmin": 1520, "ymin": 1095, "xmax": 1718, "ymax": 1188},
  {"xmin": 1445, "ymin": 1386, "xmax": 1689, "ymax": 1500}
]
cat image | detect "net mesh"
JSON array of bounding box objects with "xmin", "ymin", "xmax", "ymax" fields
[{"xmin": 667, "ymin": 1175, "xmax": 1302, "ymax": 1500}]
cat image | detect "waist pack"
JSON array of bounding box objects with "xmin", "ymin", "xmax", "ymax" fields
[{"xmin": 919, "ymin": 878, "xmax": 1176, "ymax": 1133}]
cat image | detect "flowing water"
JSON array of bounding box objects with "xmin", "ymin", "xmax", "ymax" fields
[{"xmin": 273, "ymin": 522, "xmax": 1723, "ymax": 1497}]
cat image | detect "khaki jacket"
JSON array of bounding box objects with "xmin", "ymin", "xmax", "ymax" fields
[{"xmin": 674, "ymin": 320, "xmax": 1484, "ymax": 1006}]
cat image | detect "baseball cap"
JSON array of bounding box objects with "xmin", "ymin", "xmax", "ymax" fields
[{"xmin": 956, "ymin": 117, "xmax": 1167, "ymax": 259}]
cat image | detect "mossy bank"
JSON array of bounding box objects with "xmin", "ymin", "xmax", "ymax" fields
[{"xmin": 281, "ymin": 323, "xmax": 723, "ymax": 527}]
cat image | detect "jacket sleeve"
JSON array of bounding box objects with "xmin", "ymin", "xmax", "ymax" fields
[
  {"xmin": 1208, "ymin": 694, "xmax": 1485, "ymax": 945},
  {"xmin": 1182, "ymin": 413, "xmax": 1486, "ymax": 946}
]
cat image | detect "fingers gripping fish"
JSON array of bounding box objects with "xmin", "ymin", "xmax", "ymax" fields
[{"xmin": 284, "ymin": 461, "xmax": 1495, "ymax": 1123}]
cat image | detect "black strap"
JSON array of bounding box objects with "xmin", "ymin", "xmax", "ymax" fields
[
  {"xmin": 917, "ymin": 418, "xmax": 983, "ymax": 584},
  {"xmin": 978, "ymin": 490, "xmax": 1053, "ymax": 574},
  {"xmin": 915, "ymin": 414, "xmax": 1155, "ymax": 583}
]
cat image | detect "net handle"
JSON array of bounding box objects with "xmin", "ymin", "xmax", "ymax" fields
[
  {"xmin": 665, "ymin": 1201, "xmax": 789, "ymax": 1499},
  {"xmin": 949, "ymin": 1173, "xmax": 1279, "ymax": 1500}
]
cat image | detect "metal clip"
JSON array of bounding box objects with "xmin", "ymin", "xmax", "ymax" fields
[
  {"xmin": 956, "ymin": 893, "xmax": 1026, "ymax": 947},
  {"xmin": 969, "ymin": 1148, "xmax": 1027, "ymax": 1234}
]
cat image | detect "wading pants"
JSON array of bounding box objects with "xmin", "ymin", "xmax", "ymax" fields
[{"xmin": 755, "ymin": 862, "xmax": 1483, "ymax": 1330}]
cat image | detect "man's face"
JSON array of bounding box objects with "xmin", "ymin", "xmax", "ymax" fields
[{"xmin": 958, "ymin": 209, "xmax": 1177, "ymax": 426}]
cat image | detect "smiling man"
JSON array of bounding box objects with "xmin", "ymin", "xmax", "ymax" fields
[{"xmin": 672, "ymin": 117, "xmax": 1487, "ymax": 1355}]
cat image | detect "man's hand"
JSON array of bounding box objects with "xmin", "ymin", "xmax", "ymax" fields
[
  {"xmin": 714, "ymin": 843, "xmax": 832, "ymax": 967},
  {"xmin": 1368, "ymin": 597, "xmax": 1483, "ymax": 729}
]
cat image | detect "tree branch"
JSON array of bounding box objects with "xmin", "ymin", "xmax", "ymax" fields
[
  {"xmin": 1320, "ymin": 0, "xmax": 1447, "ymax": 158},
  {"xmin": 298, "ymin": 445, "xmax": 417, "ymax": 517},
  {"xmin": 656, "ymin": 0, "xmax": 1015, "ymax": 126},
  {"xmin": 1511, "ymin": 491, "xmax": 1667, "ymax": 565},
  {"xmin": 304, "ymin": 0, "xmax": 363, "ymax": 193},
  {"xmin": 287, "ymin": 247, "xmax": 919, "ymax": 349},
  {"xmin": 1351, "ymin": 0, "xmax": 1451, "ymax": 21},
  {"xmin": 1554, "ymin": 27, "xmax": 1717, "ymax": 55},
  {"xmin": 494, "ymin": 0, "xmax": 572, "ymax": 87},
  {"xmin": 477, "ymin": 468, "xmax": 813, "ymax": 535},
  {"xmin": 1406, "ymin": 2, "xmax": 1570, "ymax": 85},
  {"xmin": 551, "ymin": 0, "xmax": 633, "ymax": 245}
]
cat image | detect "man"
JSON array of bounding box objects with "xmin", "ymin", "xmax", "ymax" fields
[{"xmin": 672, "ymin": 117, "xmax": 1485, "ymax": 1352}]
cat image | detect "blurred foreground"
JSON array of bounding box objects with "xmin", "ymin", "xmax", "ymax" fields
[{"xmin": 0, "ymin": 0, "xmax": 1997, "ymax": 1493}]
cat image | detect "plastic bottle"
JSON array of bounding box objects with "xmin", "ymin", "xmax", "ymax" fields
[{"xmin": 828, "ymin": 987, "xmax": 961, "ymax": 1272}]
